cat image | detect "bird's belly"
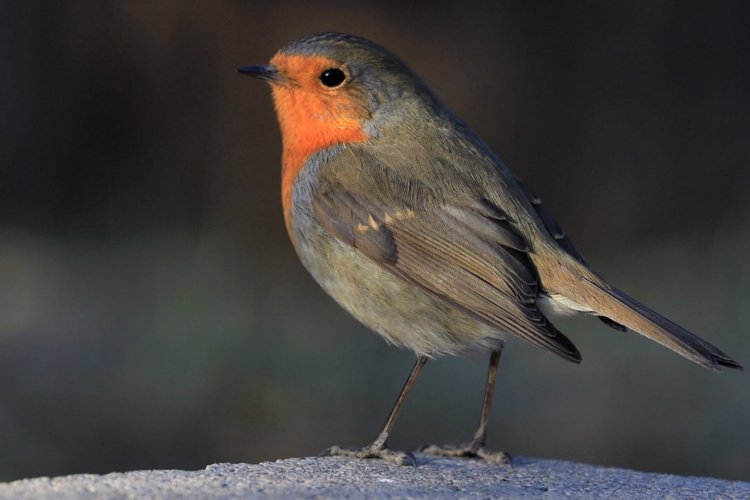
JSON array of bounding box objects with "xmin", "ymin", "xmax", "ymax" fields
[{"xmin": 290, "ymin": 213, "xmax": 501, "ymax": 357}]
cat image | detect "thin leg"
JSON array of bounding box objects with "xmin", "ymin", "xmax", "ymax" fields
[
  {"xmin": 372, "ymin": 355, "xmax": 428, "ymax": 449},
  {"xmin": 421, "ymin": 347, "xmax": 511, "ymax": 465},
  {"xmin": 471, "ymin": 349, "xmax": 501, "ymax": 448},
  {"xmin": 322, "ymin": 355, "xmax": 428, "ymax": 466}
]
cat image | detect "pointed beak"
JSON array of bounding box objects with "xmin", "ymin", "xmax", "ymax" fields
[{"xmin": 237, "ymin": 64, "xmax": 280, "ymax": 82}]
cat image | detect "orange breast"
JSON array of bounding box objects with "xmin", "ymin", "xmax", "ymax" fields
[{"xmin": 270, "ymin": 54, "xmax": 369, "ymax": 238}]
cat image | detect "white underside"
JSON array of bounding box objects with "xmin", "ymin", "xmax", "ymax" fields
[{"xmin": 537, "ymin": 293, "xmax": 593, "ymax": 318}]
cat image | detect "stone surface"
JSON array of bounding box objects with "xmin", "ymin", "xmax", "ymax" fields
[{"xmin": 1, "ymin": 455, "xmax": 748, "ymax": 499}]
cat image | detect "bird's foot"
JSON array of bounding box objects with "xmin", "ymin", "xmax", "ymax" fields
[
  {"xmin": 320, "ymin": 444, "xmax": 417, "ymax": 467},
  {"xmin": 420, "ymin": 442, "xmax": 512, "ymax": 465}
]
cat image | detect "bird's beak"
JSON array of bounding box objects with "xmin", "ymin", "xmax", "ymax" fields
[{"xmin": 237, "ymin": 64, "xmax": 280, "ymax": 82}]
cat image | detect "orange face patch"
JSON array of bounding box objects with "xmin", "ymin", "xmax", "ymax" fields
[{"xmin": 269, "ymin": 53, "xmax": 369, "ymax": 234}]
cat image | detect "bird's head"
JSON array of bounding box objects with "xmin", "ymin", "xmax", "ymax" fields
[{"xmin": 239, "ymin": 33, "xmax": 435, "ymax": 158}]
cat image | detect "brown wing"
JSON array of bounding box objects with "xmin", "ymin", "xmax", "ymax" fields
[{"xmin": 312, "ymin": 188, "xmax": 581, "ymax": 363}]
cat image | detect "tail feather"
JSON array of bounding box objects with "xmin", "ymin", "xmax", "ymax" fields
[
  {"xmin": 554, "ymin": 271, "xmax": 742, "ymax": 371},
  {"xmin": 603, "ymin": 284, "xmax": 741, "ymax": 371}
]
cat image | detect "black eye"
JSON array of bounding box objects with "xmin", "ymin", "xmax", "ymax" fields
[{"xmin": 319, "ymin": 68, "xmax": 346, "ymax": 87}]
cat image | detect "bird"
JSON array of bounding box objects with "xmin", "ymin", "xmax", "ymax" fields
[{"xmin": 238, "ymin": 32, "xmax": 742, "ymax": 466}]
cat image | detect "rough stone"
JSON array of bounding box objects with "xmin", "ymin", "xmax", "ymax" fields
[{"xmin": 1, "ymin": 455, "xmax": 748, "ymax": 499}]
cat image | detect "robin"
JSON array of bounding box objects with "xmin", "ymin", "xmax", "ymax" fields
[{"xmin": 238, "ymin": 32, "xmax": 742, "ymax": 466}]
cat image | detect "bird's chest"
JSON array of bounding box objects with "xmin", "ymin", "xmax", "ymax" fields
[{"xmin": 287, "ymin": 163, "xmax": 415, "ymax": 335}]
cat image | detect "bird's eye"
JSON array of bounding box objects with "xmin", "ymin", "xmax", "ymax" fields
[{"xmin": 319, "ymin": 68, "xmax": 346, "ymax": 87}]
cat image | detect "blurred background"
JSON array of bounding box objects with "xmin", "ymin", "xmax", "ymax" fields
[{"xmin": 1, "ymin": 0, "xmax": 749, "ymax": 483}]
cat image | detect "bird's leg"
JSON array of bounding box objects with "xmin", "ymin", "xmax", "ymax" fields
[
  {"xmin": 421, "ymin": 348, "xmax": 511, "ymax": 465},
  {"xmin": 322, "ymin": 355, "xmax": 428, "ymax": 466}
]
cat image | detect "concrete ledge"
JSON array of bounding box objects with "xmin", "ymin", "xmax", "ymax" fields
[{"xmin": 1, "ymin": 455, "xmax": 748, "ymax": 499}]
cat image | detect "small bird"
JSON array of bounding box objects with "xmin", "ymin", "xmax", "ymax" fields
[{"xmin": 239, "ymin": 32, "xmax": 742, "ymax": 466}]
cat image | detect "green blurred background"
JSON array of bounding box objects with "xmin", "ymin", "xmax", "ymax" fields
[{"xmin": 1, "ymin": 1, "xmax": 748, "ymax": 482}]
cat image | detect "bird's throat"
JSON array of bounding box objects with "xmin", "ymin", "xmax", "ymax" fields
[{"xmin": 272, "ymin": 83, "xmax": 368, "ymax": 237}]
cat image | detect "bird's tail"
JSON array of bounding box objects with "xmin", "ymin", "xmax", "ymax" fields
[{"xmin": 545, "ymin": 261, "xmax": 742, "ymax": 372}]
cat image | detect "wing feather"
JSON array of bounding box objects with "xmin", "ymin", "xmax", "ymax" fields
[{"xmin": 311, "ymin": 184, "xmax": 581, "ymax": 363}]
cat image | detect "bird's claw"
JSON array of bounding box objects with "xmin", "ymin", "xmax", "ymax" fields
[
  {"xmin": 321, "ymin": 444, "xmax": 417, "ymax": 467},
  {"xmin": 420, "ymin": 443, "xmax": 512, "ymax": 465}
]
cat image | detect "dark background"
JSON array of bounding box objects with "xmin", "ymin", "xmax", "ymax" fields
[{"xmin": 1, "ymin": 1, "xmax": 748, "ymax": 482}]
